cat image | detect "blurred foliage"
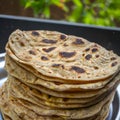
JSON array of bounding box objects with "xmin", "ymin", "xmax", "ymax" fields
[
  {"xmin": 20, "ymin": 0, "xmax": 68, "ymax": 18},
  {"xmin": 20, "ymin": 0, "xmax": 120, "ymax": 27}
]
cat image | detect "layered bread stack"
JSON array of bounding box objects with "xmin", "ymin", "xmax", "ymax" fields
[{"xmin": 0, "ymin": 29, "xmax": 120, "ymax": 120}]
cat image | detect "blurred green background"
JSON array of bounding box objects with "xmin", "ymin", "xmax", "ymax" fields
[
  {"xmin": 0, "ymin": 0, "xmax": 120, "ymax": 27},
  {"xmin": 20, "ymin": 0, "xmax": 120, "ymax": 27}
]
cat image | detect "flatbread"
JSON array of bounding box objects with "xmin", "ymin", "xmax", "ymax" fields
[
  {"xmin": 8, "ymin": 75, "xmax": 116, "ymax": 109},
  {"xmin": 7, "ymin": 73, "xmax": 102, "ymax": 104},
  {"xmin": 5, "ymin": 54, "xmax": 119, "ymax": 92},
  {"xmin": 6, "ymin": 29, "xmax": 120, "ymax": 83},
  {"xmin": 0, "ymin": 80, "xmax": 63, "ymax": 120},
  {"xmin": 0, "ymin": 81, "xmax": 22, "ymax": 120},
  {"xmin": 5, "ymin": 76, "xmax": 115, "ymax": 119},
  {"xmin": 5, "ymin": 55, "xmax": 120, "ymax": 99},
  {"xmin": 19, "ymin": 73, "xmax": 120, "ymax": 98},
  {"xmin": 11, "ymin": 93, "xmax": 113, "ymax": 119}
]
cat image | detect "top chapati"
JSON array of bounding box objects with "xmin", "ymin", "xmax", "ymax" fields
[{"xmin": 6, "ymin": 29, "xmax": 120, "ymax": 83}]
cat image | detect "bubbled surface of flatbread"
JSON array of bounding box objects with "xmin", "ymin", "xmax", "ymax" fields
[{"xmin": 7, "ymin": 29, "xmax": 120, "ymax": 82}]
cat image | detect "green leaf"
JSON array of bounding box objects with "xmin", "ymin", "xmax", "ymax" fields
[
  {"xmin": 62, "ymin": 5, "xmax": 69, "ymax": 12},
  {"xmin": 51, "ymin": 0, "xmax": 68, "ymax": 12},
  {"xmin": 51, "ymin": 0, "xmax": 61, "ymax": 6},
  {"xmin": 84, "ymin": 0, "xmax": 90, "ymax": 4},
  {"xmin": 25, "ymin": 1, "xmax": 32, "ymax": 8},
  {"xmin": 73, "ymin": 0, "xmax": 82, "ymax": 7},
  {"xmin": 20, "ymin": 0, "xmax": 27, "ymax": 6},
  {"xmin": 67, "ymin": 6, "xmax": 83, "ymax": 22},
  {"xmin": 83, "ymin": 13, "xmax": 95, "ymax": 24},
  {"xmin": 43, "ymin": 7, "xmax": 50, "ymax": 18}
]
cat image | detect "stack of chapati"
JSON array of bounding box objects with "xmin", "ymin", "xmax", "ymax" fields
[{"xmin": 0, "ymin": 29, "xmax": 120, "ymax": 120}]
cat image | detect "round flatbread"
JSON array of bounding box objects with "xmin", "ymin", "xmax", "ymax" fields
[
  {"xmin": 5, "ymin": 54, "xmax": 119, "ymax": 92},
  {"xmin": 6, "ymin": 30, "xmax": 120, "ymax": 83}
]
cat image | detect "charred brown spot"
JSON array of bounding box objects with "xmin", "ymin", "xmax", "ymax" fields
[
  {"xmin": 7, "ymin": 63, "xmax": 10, "ymax": 66},
  {"xmin": 42, "ymin": 39, "xmax": 57, "ymax": 44},
  {"xmin": 85, "ymin": 48, "xmax": 90, "ymax": 52},
  {"xmin": 52, "ymin": 64, "xmax": 61, "ymax": 67},
  {"xmin": 11, "ymin": 40, "xmax": 14, "ymax": 44},
  {"xmin": 72, "ymin": 38, "xmax": 84, "ymax": 45},
  {"xmin": 96, "ymin": 55, "xmax": 99, "ymax": 58},
  {"xmin": 42, "ymin": 47, "xmax": 56, "ymax": 52},
  {"xmin": 62, "ymin": 65, "xmax": 65, "ymax": 69},
  {"xmin": 29, "ymin": 50, "xmax": 36, "ymax": 55},
  {"xmin": 19, "ymin": 41, "xmax": 25, "ymax": 46},
  {"xmin": 52, "ymin": 64, "xmax": 64, "ymax": 69},
  {"xmin": 85, "ymin": 54, "xmax": 92, "ymax": 60},
  {"xmin": 111, "ymin": 62, "xmax": 117, "ymax": 67},
  {"xmin": 71, "ymin": 66, "xmax": 85, "ymax": 73},
  {"xmin": 82, "ymin": 53, "xmax": 85, "ymax": 56},
  {"xmin": 94, "ymin": 66, "xmax": 99, "ymax": 70},
  {"xmin": 10, "ymin": 69, "xmax": 14, "ymax": 73},
  {"xmin": 63, "ymin": 43, "xmax": 68, "ymax": 47},
  {"xmin": 111, "ymin": 57, "xmax": 116, "ymax": 61},
  {"xmin": 41, "ymin": 56, "xmax": 49, "ymax": 61},
  {"xmin": 24, "ymin": 56, "xmax": 32, "ymax": 61},
  {"xmin": 31, "ymin": 31, "xmax": 40, "ymax": 36},
  {"xmin": 60, "ymin": 34, "xmax": 66, "ymax": 40},
  {"xmin": 59, "ymin": 52, "xmax": 76, "ymax": 58},
  {"xmin": 92, "ymin": 48, "xmax": 98, "ymax": 53}
]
